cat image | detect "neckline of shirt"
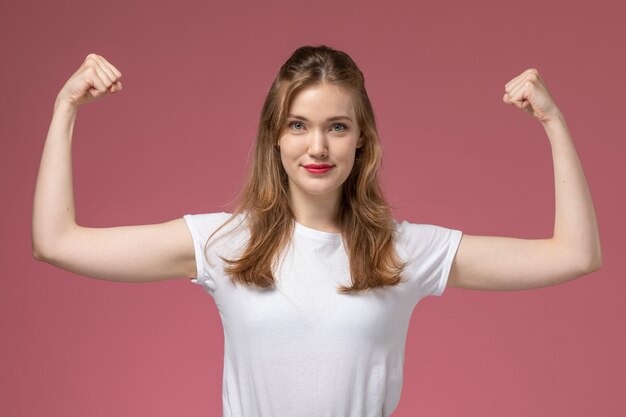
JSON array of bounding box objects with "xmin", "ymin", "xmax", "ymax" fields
[{"xmin": 294, "ymin": 220, "xmax": 343, "ymax": 243}]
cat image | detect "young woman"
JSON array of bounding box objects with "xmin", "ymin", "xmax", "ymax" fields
[{"xmin": 32, "ymin": 45, "xmax": 602, "ymax": 416}]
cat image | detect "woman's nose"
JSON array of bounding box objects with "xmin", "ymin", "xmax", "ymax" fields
[{"xmin": 308, "ymin": 129, "xmax": 328, "ymax": 157}]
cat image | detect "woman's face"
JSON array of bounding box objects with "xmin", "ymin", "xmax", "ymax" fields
[{"xmin": 278, "ymin": 83, "xmax": 363, "ymax": 207}]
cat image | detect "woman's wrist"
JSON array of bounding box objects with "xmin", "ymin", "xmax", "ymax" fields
[
  {"xmin": 540, "ymin": 108, "xmax": 566, "ymax": 131},
  {"xmin": 53, "ymin": 94, "xmax": 79, "ymax": 116},
  {"xmin": 541, "ymin": 110, "xmax": 574, "ymax": 149}
]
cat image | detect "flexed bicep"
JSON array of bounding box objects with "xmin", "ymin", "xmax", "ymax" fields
[
  {"xmin": 450, "ymin": 71, "xmax": 603, "ymax": 292},
  {"xmin": 34, "ymin": 217, "xmax": 198, "ymax": 283},
  {"xmin": 31, "ymin": 54, "xmax": 196, "ymax": 284},
  {"xmin": 448, "ymin": 234, "xmax": 600, "ymax": 291}
]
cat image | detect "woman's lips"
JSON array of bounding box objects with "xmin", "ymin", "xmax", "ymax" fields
[{"xmin": 303, "ymin": 165, "xmax": 334, "ymax": 174}]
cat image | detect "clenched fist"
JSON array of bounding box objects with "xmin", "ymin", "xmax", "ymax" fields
[
  {"xmin": 503, "ymin": 68, "xmax": 561, "ymax": 124},
  {"xmin": 56, "ymin": 53, "xmax": 122, "ymax": 109}
]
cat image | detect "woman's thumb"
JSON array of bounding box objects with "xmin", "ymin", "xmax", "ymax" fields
[{"xmin": 110, "ymin": 81, "xmax": 122, "ymax": 93}]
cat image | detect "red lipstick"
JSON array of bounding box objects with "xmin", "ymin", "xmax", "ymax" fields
[{"xmin": 303, "ymin": 164, "xmax": 334, "ymax": 174}]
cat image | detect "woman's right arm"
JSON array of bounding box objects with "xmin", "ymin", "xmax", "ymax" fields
[{"xmin": 32, "ymin": 54, "xmax": 198, "ymax": 283}]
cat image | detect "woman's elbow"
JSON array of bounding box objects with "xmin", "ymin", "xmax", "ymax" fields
[
  {"xmin": 577, "ymin": 252, "xmax": 603, "ymax": 276},
  {"xmin": 33, "ymin": 248, "xmax": 43, "ymax": 261},
  {"xmin": 32, "ymin": 244, "xmax": 52, "ymax": 263},
  {"xmin": 588, "ymin": 255, "xmax": 603, "ymax": 273},
  {"xmin": 32, "ymin": 238, "xmax": 59, "ymax": 263},
  {"xmin": 588, "ymin": 241, "xmax": 604, "ymax": 273}
]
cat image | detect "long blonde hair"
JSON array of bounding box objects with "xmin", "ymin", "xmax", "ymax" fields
[{"xmin": 204, "ymin": 45, "xmax": 406, "ymax": 294}]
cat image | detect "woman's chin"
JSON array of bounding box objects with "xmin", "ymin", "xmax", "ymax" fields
[{"xmin": 289, "ymin": 184, "xmax": 342, "ymax": 201}]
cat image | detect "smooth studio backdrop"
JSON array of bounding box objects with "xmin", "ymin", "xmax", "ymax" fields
[{"xmin": 2, "ymin": 0, "xmax": 624, "ymax": 416}]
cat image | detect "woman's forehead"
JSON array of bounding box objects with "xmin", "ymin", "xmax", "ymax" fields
[{"xmin": 288, "ymin": 83, "xmax": 356, "ymax": 121}]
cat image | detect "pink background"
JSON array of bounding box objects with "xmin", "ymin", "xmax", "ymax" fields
[{"xmin": 2, "ymin": 0, "xmax": 624, "ymax": 415}]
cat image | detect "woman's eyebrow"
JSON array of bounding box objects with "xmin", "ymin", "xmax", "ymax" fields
[{"xmin": 288, "ymin": 113, "xmax": 353, "ymax": 122}]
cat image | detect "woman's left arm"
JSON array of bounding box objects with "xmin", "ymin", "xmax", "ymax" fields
[{"xmin": 448, "ymin": 69, "xmax": 602, "ymax": 291}]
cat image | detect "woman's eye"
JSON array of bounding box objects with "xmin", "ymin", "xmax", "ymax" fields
[
  {"xmin": 290, "ymin": 122, "xmax": 304, "ymax": 130},
  {"xmin": 331, "ymin": 123, "xmax": 346, "ymax": 132}
]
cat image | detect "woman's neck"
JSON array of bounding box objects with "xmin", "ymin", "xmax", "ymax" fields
[{"xmin": 288, "ymin": 188, "xmax": 342, "ymax": 233}]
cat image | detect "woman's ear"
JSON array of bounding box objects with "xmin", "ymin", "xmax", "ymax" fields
[{"xmin": 356, "ymin": 134, "xmax": 364, "ymax": 149}]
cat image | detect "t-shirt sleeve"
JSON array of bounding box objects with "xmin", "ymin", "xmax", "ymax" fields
[
  {"xmin": 182, "ymin": 212, "xmax": 232, "ymax": 294},
  {"xmin": 395, "ymin": 220, "xmax": 463, "ymax": 299}
]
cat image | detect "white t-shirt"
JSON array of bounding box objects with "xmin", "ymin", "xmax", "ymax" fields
[{"xmin": 183, "ymin": 212, "xmax": 462, "ymax": 417}]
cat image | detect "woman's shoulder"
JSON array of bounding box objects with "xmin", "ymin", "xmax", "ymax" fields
[
  {"xmin": 184, "ymin": 211, "xmax": 236, "ymax": 224},
  {"xmin": 393, "ymin": 218, "xmax": 462, "ymax": 247},
  {"xmin": 183, "ymin": 211, "xmax": 249, "ymax": 239}
]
